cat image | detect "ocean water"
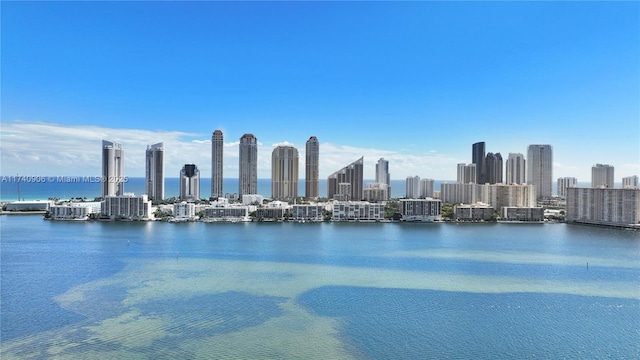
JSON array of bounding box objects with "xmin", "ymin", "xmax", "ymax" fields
[
  {"xmin": 1, "ymin": 216, "xmax": 639, "ymax": 359},
  {"xmin": 1, "ymin": 178, "xmax": 452, "ymax": 201}
]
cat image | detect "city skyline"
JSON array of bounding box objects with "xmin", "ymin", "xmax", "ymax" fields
[{"xmin": 1, "ymin": 2, "xmax": 638, "ymax": 181}]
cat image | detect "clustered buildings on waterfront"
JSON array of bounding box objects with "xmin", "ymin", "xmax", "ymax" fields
[{"xmin": 5, "ymin": 134, "xmax": 637, "ymax": 228}]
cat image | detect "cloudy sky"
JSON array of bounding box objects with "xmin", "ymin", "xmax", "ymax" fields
[{"xmin": 2, "ymin": 1, "xmax": 638, "ymax": 180}]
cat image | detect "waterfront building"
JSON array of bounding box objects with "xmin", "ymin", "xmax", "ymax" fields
[
  {"xmin": 501, "ymin": 207, "xmax": 544, "ymax": 222},
  {"xmin": 173, "ymin": 202, "xmax": 196, "ymax": 220},
  {"xmin": 102, "ymin": 140, "xmax": 125, "ymax": 197},
  {"xmin": 179, "ymin": 164, "xmax": 200, "ymax": 201},
  {"xmin": 457, "ymin": 163, "xmax": 477, "ymax": 184},
  {"xmin": 420, "ymin": 178, "xmax": 435, "ymax": 198},
  {"xmin": 375, "ymin": 158, "xmax": 391, "ymax": 199},
  {"xmin": 505, "ymin": 153, "xmax": 525, "ymax": 185},
  {"xmin": 440, "ymin": 182, "xmax": 481, "ymax": 204},
  {"xmin": 291, "ymin": 204, "xmax": 325, "ymax": 221},
  {"xmin": 453, "ymin": 203, "xmax": 494, "ymax": 221},
  {"xmin": 327, "ymin": 157, "xmax": 364, "ymax": 201},
  {"xmin": 527, "ymin": 144, "xmax": 553, "ymax": 199},
  {"xmin": 399, "ymin": 198, "xmax": 441, "ymax": 222},
  {"xmin": 406, "ymin": 175, "xmax": 421, "ymax": 199},
  {"xmin": 271, "ymin": 145, "xmax": 299, "ymax": 200},
  {"xmin": 242, "ymin": 194, "xmax": 263, "ymax": 205},
  {"xmin": 211, "ymin": 130, "xmax": 224, "ymax": 198},
  {"xmin": 472, "ymin": 142, "xmax": 487, "ymax": 184},
  {"xmin": 145, "ymin": 142, "xmax": 164, "ymax": 201},
  {"xmin": 256, "ymin": 207, "xmax": 286, "ymax": 221},
  {"xmin": 331, "ymin": 201, "xmax": 384, "ymax": 221},
  {"xmin": 364, "ymin": 183, "xmax": 389, "ymax": 202},
  {"xmin": 566, "ymin": 187, "xmax": 640, "ymax": 227},
  {"xmin": 623, "ymin": 175, "xmax": 639, "ymax": 189},
  {"xmin": 485, "ymin": 152, "xmax": 503, "ymax": 184},
  {"xmin": 4, "ymin": 200, "xmax": 53, "ymax": 212},
  {"xmin": 239, "ymin": 133, "xmax": 258, "ymax": 197},
  {"xmin": 557, "ymin": 177, "xmax": 578, "ymax": 198},
  {"xmin": 591, "ymin": 164, "xmax": 614, "ymax": 188},
  {"xmin": 48, "ymin": 202, "xmax": 100, "ymax": 220},
  {"xmin": 202, "ymin": 203, "xmax": 254, "ymax": 222},
  {"xmin": 305, "ymin": 136, "xmax": 320, "ymax": 199},
  {"xmin": 100, "ymin": 193, "xmax": 151, "ymax": 220}
]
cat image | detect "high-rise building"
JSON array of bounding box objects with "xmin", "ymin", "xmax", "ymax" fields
[
  {"xmin": 557, "ymin": 177, "xmax": 577, "ymax": 198},
  {"xmin": 271, "ymin": 145, "xmax": 299, "ymax": 200},
  {"xmin": 211, "ymin": 130, "xmax": 224, "ymax": 198},
  {"xmin": 420, "ymin": 178, "xmax": 435, "ymax": 198},
  {"xmin": 102, "ymin": 140, "xmax": 124, "ymax": 197},
  {"xmin": 623, "ymin": 175, "xmax": 639, "ymax": 189},
  {"xmin": 505, "ymin": 153, "xmax": 526, "ymax": 185},
  {"xmin": 472, "ymin": 142, "xmax": 486, "ymax": 184},
  {"xmin": 180, "ymin": 164, "xmax": 200, "ymax": 201},
  {"xmin": 239, "ymin": 133, "xmax": 258, "ymax": 197},
  {"xmin": 527, "ymin": 144, "xmax": 553, "ymax": 199},
  {"xmin": 327, "ymin": 157, "xmax": 364, "ymax": 201},
  {"xmin": 145, "ymin": 142, "xmax": 164, "ymax": 201},
  {"xmin": 457, "ymin": 163, "xmax": 476, "ymax": 184},
  {"xmin": 305, "ymin": 136, "xmax": 319, "ymax": 199},
  {"xmin": 485, "ymin": 152, "xmax": 503, "ymax": 184},
  {"xmin": 566, "ymin": 187, "xmax": 640, "ymax": 227},
  {"xmin": 406, "ymin": 175, "xmax": 421, "ymax": 199},
  {"xmin": 375, "ymin": 158, "xmax": 391, "ymax": 200},
  {"xmin": 591, "ymin": 164, "xmax": 614, "ymax": 188}
]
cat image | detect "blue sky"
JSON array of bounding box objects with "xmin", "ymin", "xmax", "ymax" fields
[{"xmin": 1, "ymin": 1, "xmax": 638, "ymax": 181}]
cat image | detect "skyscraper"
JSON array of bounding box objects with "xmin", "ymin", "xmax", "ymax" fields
[
  {"xmin": 622, "ymin": 175, "xmax": 638, "ymax": 189},
  {"xmin": 327, "ymin": 157, "xmax": 363, "ymax": 201},
  {"xmin": 527, "ymin": 144, "xmax": 553, "ymax": 199},
  {"xmin": 271, "ymin": 145, "xmax": 299, "ymax": 200},
  {"xmin": 485, "ymin": 152, "xmax": 503, "ymax": 184},
  {"xmin": 375, "ymin": 158, "xmax": 391, "ymax": 200},
  {"xmin": 145, "ymin": 142, "xmax": 164, "ymax": 201},
  {"xmin": 591, "ymin": 164, "xmax": 615, "ymax": 188},
  {"xmin": 557, "ymin": 177, "xmax": 577, "ymax": 198},
  {"xmin": 406, "ymin": 176, "xmax": 420, "ymax": 199},
  {"xmin": 211, "ymin": 130, "xmax": 224, "ymax": 198},
  {"xmin": 180, "ymin": 164, "xmax": 200, "ymax": 201},
  {"xmin": 472, "ymin": 142, "xmax": 486, "ymax": 184},
  {"xmin": 102, "ymin": 140, "xmax": 124, "ymax": 197},
  {"xmin": 505, "ymin": 153, "xmax": 526, "ymax": 185},
  {"xmin": 420, "ymin": 178, "xmax": 435, "ymax": 198},
  {"xmin": 239, "ymin": 133, "xmax": 258, "ymax": 197},
  {"xmin": 305, "ymin": 136, "xmax": 319, "ymax": 199},
  {"xmin": 457, "ymin": 163, "xmax": 476, "ymax": 184}
]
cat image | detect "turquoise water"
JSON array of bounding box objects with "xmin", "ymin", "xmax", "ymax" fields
[{"xmin": 1, "ymin": 216, "xmax": 639, "ymax": 358}]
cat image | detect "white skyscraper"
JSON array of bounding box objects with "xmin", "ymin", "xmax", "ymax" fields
[
  {"xmin": 557, "ymin": 177, "xmax": 577, "ymax": 198},
  {"xmin": 239, "ymin": 133, "xmax": 258, "ymax": 197},
  {"xmin": 180, "ymin": 164, "xmax": 200, "ymax": 201},
  {"xmin": 622, "ymin": 175, "xmax": 638, "ymax": 189},
  {"xmin": 457, "ymin": 163, "xmax": 476, "ymax": 184},
  {"xmin": 102, "ymin": 140, "xmax": 124, "ymax": 197},
  {"xmin": 145, "ymin": 142, "xmax": 164, "ymax": 201},
  {"xmin": 211, "ymin": 130, "xmax": 224, "ymax": 198},
  {"xmin": 527, "ymin": 144, "xmax": 553, "ymax": 199},
  {"xmin": 406, "ymin": 176, "xmax": 420, "ymax": 199},
  {"xmin": 420, "ymin": 178, "xmax": 435, "ymax": 198},
  {"xmin": 505, "ymin": 153, "xmax": 526, "ymax": 185},
  {"xmin": 591, "ymin": 164, "xmax": 614, "ymax": 188},
  {"xmin": 271, "ymin": 145, "xmax": 299, "ymax": 200}
]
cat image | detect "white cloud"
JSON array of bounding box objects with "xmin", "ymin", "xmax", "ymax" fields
[{"xmin": 1, "ymin": 121, "xmax": 461, "ymax": 180}]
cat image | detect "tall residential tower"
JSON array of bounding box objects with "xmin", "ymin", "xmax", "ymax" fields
[
  {"xmin": 239, "ymin": 133, "xmax": 258, "ymax": 197},
  {"xmin": 271, "ymin": 146, "xmax": 299, "ymax": 200},
  {"xmin": 102, "ymin": 140, "xmax": 125, "ymax": 197},
  {"xmin": 591, "ymin": 164, "xmax": 614, "ymax": 188},
  {"xmin": 527, "ymin": 144, "xmax": 553, "ymax": 199},
  {"xmin": 211, "ymin": 130, "xmax": 224, "ymax": 198},
  {"xmin": 180, "ymin": 164, "xmax": 200, "ymax": 201},
  {"xmin": 145, "ymin": 142, "xmax": 164, "ymax": 201},
  {"xmin": 505, "ymin": 153, "xmax": 525, "ymax": 185},
  {"xmin": 327, "ymin": 157, "xmax": 364, "ymax": 201},
  {"xmin": 305, "ymin": 136, "xmax": 319, "ymax": 199},
  {"xmin": 472, "ymin": 142, "xmax": 486, "ymax": 184}
]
